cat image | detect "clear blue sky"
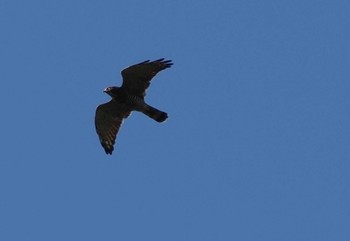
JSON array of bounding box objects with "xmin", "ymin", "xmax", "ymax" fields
[{"xmin": 1, "ymin": 1, "xmax": 349, "ymax": 240}]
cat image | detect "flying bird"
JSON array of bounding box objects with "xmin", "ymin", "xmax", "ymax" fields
[{"xmin": 95, "ymin": 58, "xmax": 173, "ymax": 155}]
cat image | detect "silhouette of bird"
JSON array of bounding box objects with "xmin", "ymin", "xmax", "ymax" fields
[{"xmin": 95, "ymin": 58, "xmax": 173, "ymax": 154}]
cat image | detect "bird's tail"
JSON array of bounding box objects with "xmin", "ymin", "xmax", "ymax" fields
[{"xmin": 143, "ymin": 105, "xmax": 168, "ymax": 123}]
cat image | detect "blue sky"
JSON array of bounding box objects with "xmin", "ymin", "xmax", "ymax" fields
[{"xmin": 1, "ymin": 0, "xmax": 349, "ymax": 240}]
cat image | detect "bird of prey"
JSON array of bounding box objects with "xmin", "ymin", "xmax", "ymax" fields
[{"xmin": 95, "ymin": 58, "xmax": 173, "ymax": 155}]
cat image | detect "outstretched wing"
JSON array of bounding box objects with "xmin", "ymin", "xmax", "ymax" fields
[
  {"xmin": 121, "ymin": 58, "xmax": 173, "ymax": 97},
  {"xmin": 95, "ymin": 100, "xmax": 131, "ymax": 154}
]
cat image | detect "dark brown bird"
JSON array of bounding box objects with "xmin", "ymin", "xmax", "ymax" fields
[{"xmin": 95, "ymin": 58, "xmax": 173, "ymax": 154}]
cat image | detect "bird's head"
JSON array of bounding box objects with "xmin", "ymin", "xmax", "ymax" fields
[{"xmin": 103, "ymin": 86, "xmax": 120, "ymax": 98}]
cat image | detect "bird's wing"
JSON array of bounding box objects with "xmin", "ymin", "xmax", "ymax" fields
[
  {"xmin": 95, "ymin": 100, "xmax": 131, "ymax": 154},
  {"xmin": 121, "ymin": 58, "xmax": 173, "ymax": 97}
]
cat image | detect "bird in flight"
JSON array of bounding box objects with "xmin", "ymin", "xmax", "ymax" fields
[{"xmin": 95, "ymin": 58, "xmax": 173, "ymax": 155}]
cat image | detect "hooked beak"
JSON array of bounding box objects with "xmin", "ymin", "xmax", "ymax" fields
[{"xmin": 103, "ymin": 88, "xmax": 108, "ymax": 93}]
